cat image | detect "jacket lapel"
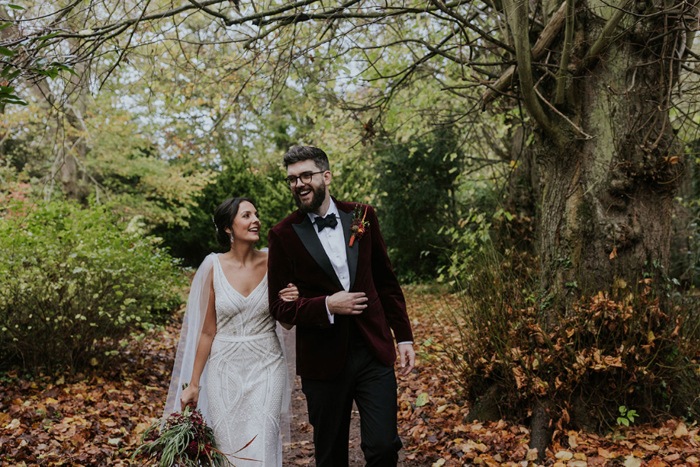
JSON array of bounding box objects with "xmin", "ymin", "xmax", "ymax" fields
[
  {"xmin": 293, "ymin": 214, "xmax": 344, "ymax": 290},
  {"xmin": 338, "ymin": 208, "xmax": 359, "ymax": 290}
]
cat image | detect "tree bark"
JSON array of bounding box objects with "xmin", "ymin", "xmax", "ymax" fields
[
  {"xmin": 535, "ymin": 0, "xmax": 683, "ymax": 296},
  {"xmin": 529, "ymin": 400, "xmax": 553, "ymax": 463}
]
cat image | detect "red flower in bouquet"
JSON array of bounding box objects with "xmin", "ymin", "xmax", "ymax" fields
[{"xmin": 186, "ymin": 440, "xmax": 199, "ymax": 457}]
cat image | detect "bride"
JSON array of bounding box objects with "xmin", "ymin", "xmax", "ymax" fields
[{"xmin": 163, "ymin": 197, "xmax": 297, "ymax": 466}]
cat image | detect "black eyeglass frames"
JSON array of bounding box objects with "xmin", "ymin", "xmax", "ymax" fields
[{"xmin": 286, "ymin": 171, "xmax": 325, "ymax": 187}]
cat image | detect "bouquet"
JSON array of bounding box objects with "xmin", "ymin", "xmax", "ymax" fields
[{"xmin": 132, "ymin": 404, "xmax": 238, "ymax": 467}]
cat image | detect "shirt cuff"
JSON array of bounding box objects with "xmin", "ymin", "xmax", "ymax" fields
[
  {"xmin": 397, "ymin": 341, "xmax": 413, "ymax": 345},
  {"xmin": 325, "ymin": 296, "xmax": 335, "ymax": 324}
]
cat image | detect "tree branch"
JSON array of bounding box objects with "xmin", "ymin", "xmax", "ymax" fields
[
  {"xmin": 482, "ymin": 0, "xmax": 567, "ymax": 106},
  {"xmin": 99, "ymin": 0, "xmax": 153, "ymax": 90},
  {"xmin": 429, "ymin": 0, "xmax": 515, "ymax": 55},
  {"xmin": 554, "ymin": 0, "xmax": 574, "ymax": 105},
  {"xmin": 185, "ymin": 0, "xmax": 233, "ymax": 25},
  {"xmin": 575, "ymin": 0, "xmax": 633, "ymax": 75},
  {"xmin": 503, "ymin": 0, "xmax": 556, "ymax": 139},
  {"xmin": 534, "ymin": 86, "xmax": 593, "ymax": 139}
]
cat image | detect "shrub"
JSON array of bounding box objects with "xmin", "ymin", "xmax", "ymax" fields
[
  {"xmin": 446, "ymin": 246, "xmax": 700, "ymax": 429},
  {"xmin": 0, "ymin": 199, "xmax": 185, "ymax": 370},
  {"xmin": 374, "ymin": 127, "xmax": 462, "ymax": 282}
]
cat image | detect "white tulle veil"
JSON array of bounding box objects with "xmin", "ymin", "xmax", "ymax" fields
[{"xmin": 163, "ymin": 251, "xmax": 294, "ymax": 446}]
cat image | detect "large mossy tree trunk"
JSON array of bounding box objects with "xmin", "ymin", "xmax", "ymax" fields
[
  {"xmin": 538, "ymin": 0, "xmax": 684, "ymax": 297},
  {"xmin": 501, "ymin": 0, "xmax": 689, "ymax": 457}
]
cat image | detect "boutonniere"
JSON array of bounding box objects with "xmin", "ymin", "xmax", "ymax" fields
[{"xmin": 349, "ymin": 205, "xmax": 369, "ymax": 247}]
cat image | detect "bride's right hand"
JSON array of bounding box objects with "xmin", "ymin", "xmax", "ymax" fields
[
  {"xmin": 279, "ymin": 283, "xmax": 299, "ymax": 302},
  {"xmin": 180, "ymin": 384, "xmax": 199, "ymax": 410}
]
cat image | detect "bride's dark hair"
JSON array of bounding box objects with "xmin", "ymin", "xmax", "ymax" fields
[{"xmin": 213, "ymin": 197, "xmax": 255, "ymax": 248}]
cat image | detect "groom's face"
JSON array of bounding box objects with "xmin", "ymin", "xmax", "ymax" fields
[{"xmin": 287, "ymin": 160, "xmax": 329, "ymax": 214}]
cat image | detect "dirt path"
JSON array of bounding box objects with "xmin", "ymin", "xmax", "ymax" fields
[{"xmin": 283, "ymin": 375, "xmax": 409, "ymax": 466}]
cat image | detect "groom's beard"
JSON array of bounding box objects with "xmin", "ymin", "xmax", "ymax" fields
[{"xmin": 293, "ymin": 184, "xmax": 326, "ymax": 214}]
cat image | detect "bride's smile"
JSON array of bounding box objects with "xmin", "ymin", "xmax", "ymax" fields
[{"xmin": 227, "ymin": 201, "xmax": 261, "ymax": 243}]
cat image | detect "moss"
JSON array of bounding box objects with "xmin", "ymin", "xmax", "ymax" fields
[{"xmin": 576, "ymin": 196, "xmax": 595, "ymax": 234}]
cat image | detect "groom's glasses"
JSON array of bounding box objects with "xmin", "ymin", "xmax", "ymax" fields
[{"xmin": 286, "ymin": 171, "xmax": 325, "ymax": 187}]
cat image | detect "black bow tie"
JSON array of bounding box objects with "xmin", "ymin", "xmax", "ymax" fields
[{"xmin": 315, "ymin": 213, "xmax": 338, "ymax": 232}]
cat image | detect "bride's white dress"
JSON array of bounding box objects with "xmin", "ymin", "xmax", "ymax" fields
[{"xmin": 206, "ymin": 256, "xmax": 286, "ymax": 466}]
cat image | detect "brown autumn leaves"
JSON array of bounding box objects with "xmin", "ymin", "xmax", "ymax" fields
[{"xmin": 1, "ymin": 288, "xmax": 699, "ymax": 466}]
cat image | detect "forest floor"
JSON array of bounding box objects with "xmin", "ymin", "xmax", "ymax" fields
[{"xmin": 1, "ymin": 286, "xmax": 700, "ymax": 466}]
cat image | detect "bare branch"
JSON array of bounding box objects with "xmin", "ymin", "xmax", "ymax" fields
[
  {"xmin": 429, "ymin": 0, "xmax": 515, "ymax": 55},
  {"xmin": 185, "ymin": 0, "xmax": 233, "ymax": 24},
  {"xmin": 575, "ymin": 0, "xmax": 634, "ymax": 75},
  {"xmin": 99, "ymin": 0, "xmax": 153, "ymax": 90},
  {"xmin": 482, "ymin": 0, "xmax": 567, "ymax": 106},
  {"xmin": 554, "ymin": 0, "xmax": 574, "ymax": 105},
  {"xmin": 534, "ymin": 87, "xmax": 593, "ymax": 139},
  {"xmin": 503, "ymin": 0, "xmax": 557, "ymax": 139}
]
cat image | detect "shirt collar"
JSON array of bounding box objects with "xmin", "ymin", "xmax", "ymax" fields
[{"xmin": 308, "ymin": 197, "xmax": 338, "ymax": 222}]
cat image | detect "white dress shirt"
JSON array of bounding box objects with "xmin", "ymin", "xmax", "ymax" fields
[
  {"xmin": 309, "ymin": 201, "xmax": 350, "ymax": 291},
  {"xmin": 308, "ymin": 200, "xmax": 348, "ymax": 325}
]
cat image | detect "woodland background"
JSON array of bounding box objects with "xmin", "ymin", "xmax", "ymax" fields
[{"xmin": 2, "ymin": 0, "xmax": 700, "ymax": 465}]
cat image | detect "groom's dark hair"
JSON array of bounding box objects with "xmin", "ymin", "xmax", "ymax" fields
[{"xmin": 283, "ymin": 146, "xmax": 330, "ymax": 171}]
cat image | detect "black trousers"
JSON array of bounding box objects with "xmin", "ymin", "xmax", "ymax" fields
[{"xmin": 301, "ymin": 338, "xmax": 402, "ymax": 467}]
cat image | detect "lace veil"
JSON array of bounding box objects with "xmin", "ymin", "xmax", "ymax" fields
[{"xmin": 163, "ymin": 251, "xmax": 294, "ymax": 445}]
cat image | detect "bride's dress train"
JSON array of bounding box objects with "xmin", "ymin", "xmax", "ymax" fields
[{"xmin": 206, "ymin": 255, "xmax": 286, "ymax": 466}]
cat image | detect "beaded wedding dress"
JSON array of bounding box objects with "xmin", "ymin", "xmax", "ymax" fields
[{"xmin": 205, "ymin": 255, "xmax": 287, "ymax": 466}]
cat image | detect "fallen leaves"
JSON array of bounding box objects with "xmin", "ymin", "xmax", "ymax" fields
[
  {"xmin": 0, "ymin": 320, "xmax": 179, "ymax": 466},
  {"xmin": 2, "ymin": 287, "xmax": 700, "ymax": 466},
  {"xmin": 395, "ymin": 287, "xmax": 700, "ymax": 467}
]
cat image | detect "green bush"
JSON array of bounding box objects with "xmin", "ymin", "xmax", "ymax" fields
[
  {"xmin": 0, "ymin": 199, "xmax": 185, "ymax": 370},
  {"xmin": 374, "ymin": 127, "xmax": 462, "ymax": 282}
]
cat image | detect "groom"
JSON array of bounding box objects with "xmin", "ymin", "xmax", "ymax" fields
[{"xmin": 268, "ymin": 146, "xmax": 415, "ymax": 467}]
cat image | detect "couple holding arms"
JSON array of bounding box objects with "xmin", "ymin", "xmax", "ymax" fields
[{"xmin": 165, "ymin": 146, "xmax": 416, "ymax": 467}]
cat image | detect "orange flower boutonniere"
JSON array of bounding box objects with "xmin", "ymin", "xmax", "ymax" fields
[{"xmin": 349, "ymin": 205, "xmax": 369, "ymax": 247}]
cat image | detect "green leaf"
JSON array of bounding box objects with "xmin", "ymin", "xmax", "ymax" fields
[
  {"xmin": 415, "ymin": 393, "xmax": 430, "ymax": 407},
  {"xmin": 34, "ymin": 69, "xmax": 59, "ymax": 79},
  {"xmin": 0, "ymin": 47, "xmax": 15, "ymax": 57},
  {"xmin": 37, "ymin": 31, "xmax": 60, "ymax": 42},
  {"xmin": 8, "ymin": 4, "xmax": 25, "ymax": 10},
  {"xmin": 49, "ymin": 62, "xmax": 78, "ymax": 76},
  {"xmin": 0, "ymin": 22, "xmax": 13, "ymax": 31}
]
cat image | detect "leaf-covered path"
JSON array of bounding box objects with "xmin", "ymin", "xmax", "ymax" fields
[{"xmin": 1, "ymin": 287, "xmax": 700, "ymax": 466}]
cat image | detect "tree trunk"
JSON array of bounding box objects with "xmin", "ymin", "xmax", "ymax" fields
[
  {"xmin": 536, "ymin": 0, "xmax": 684, "ymax": 299},
  {"xmin": 60, "ymin": 58, "xmax": 90, "ymax": 202},
  {"xmin": 502, "ymin": 0, "xmax": 688, "ymax": 448},
  {"xmin": 506, "ymin": 125, "xmax": 540, "ymax": 223}
]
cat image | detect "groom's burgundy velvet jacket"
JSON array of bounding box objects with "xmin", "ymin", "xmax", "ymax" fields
[{"xmin": 268, "ymin": 198, "xmax": 413, "ymax": 380}]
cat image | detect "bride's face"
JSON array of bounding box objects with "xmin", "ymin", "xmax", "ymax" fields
[{"xmin": 227, "ymin": 201, "xmax": 261, "ymax": 243}]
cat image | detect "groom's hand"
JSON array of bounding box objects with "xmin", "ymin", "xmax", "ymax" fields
[
  {"xmin": 398, "ymin": 343, "xmax": 416, "ymax": 376},
  {"xmin": 327, "ymin": 291, "xmax": 368, "ymax": 315}
]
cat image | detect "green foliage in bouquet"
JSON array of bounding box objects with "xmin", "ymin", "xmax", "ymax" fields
[
  {"xmin": 132, "ymin": 405, "xmax": 233, "ymax": 467},
  {"xmin": 0, "ymin": 199, "xmax": 185, "ymax": 370}
]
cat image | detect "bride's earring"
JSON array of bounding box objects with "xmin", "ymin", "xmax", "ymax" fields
[{"xmin": 229, "ymin": 233, "xmax": 234, "ymax": 244}]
